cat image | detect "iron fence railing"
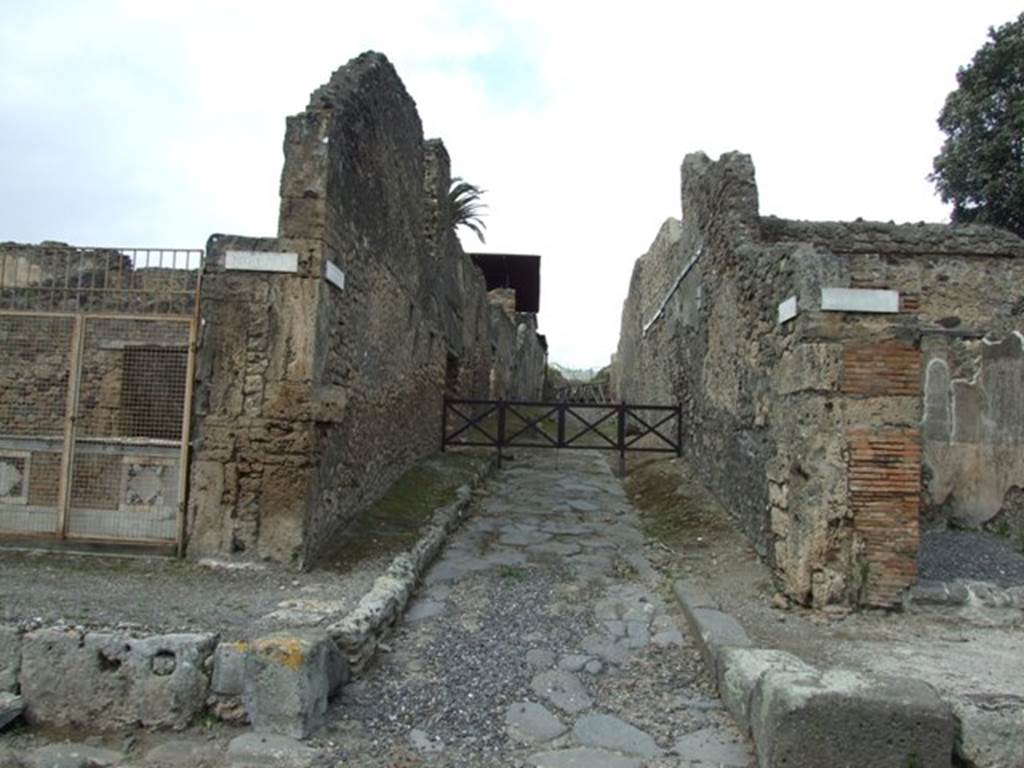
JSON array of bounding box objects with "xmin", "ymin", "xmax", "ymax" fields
[{"xmin": 442, "ymin": 397, "xmax": 682, "ymax": 467}]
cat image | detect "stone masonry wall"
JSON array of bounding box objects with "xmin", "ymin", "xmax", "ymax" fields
[
  {"xmin": 614, "ymin": 151, "xmax": 1024, "ymax": 608},
  {"xmin": 188, "ymin": 53, "xmax": 544, "ymax": 566}
]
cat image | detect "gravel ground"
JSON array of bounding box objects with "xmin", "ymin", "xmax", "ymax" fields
[
  {"xmin": 918, "ymin": 529, "xmax": 1024, "ymax": 586},
  {"xmin": 0, "ymin": 452, "xmax": 489, "ymax": 639}
]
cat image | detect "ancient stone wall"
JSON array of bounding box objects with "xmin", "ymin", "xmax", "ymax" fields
[
  {"xmin": 614, "ymin": 151, "xmax": 1024, "ymax": 607},
  {"xmin": 188, "ymin": 53, "xmax": 545, "ymax": 565}
]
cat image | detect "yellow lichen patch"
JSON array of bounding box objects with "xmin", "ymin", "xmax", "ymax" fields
[{"xmin": 253, "ymin": 636, "xmax": 306, "ymax": 671}]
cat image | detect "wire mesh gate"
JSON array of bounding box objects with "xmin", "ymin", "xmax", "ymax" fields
[
  {"xmin": 442, "ymin": 398, "xmax": 682, "ymax": 467},
  {"xmin": 0, "ymin": 247, "xmax": 201, "ymax": 551}
]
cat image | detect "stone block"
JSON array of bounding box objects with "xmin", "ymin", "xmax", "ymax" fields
[
  {"xmin": 0, "ymin": 625, "xmax": 20, "ymax": 692},
  {"xmin": 211, "ymin": 642, "xmax": 248, "ymax": 696},
  {"xmin": 716, "ymin": 647, "xmax": 816, "ymax": 736},
  {"xmin": 20, "ymin": 628, "xmax": 216, "ymax": 729},
  {"xmin": 750, "ymin": 667, "xmax": 954, "ymax": 768},
  {"xmin": 243, "ymin": 631, "xmax": 346, "ymax": 739}
]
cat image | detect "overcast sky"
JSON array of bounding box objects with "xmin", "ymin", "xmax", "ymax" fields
[{"xmin": 1, "ymin": 1, "xmax": 1020, "ymax": 368}]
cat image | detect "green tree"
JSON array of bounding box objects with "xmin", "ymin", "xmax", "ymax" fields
[
  {"xmin": 930, "ymin": 13, "xmax": 1024, "ymax": 236},
  {"xmin": 448, "ymin": 177, "xmax": 488, "ymax": 243}
]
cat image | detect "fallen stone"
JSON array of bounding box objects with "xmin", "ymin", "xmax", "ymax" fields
[
  {"xmin": 227, "ymin": 733, "xmax": 321, "ymax": 767},
  {"xmin": 573, "ymin": 713, "xmax": 661, "ymax": 757},
  {"xmin": 505, "ymin": 701, "xmax": 567, "ymax": 743},
  {"xmin": 526, "ymin": 648, "xmax": 556, "ymax": 669},
  {"xmin": 528, "ymin": 747, "xmax": 641, "ymax": 768},
  {"xmin": 0, "ymin": 692, "xmax": 24, "ymax": 731},
  {"xmin": 717, "ymin": 647, "xmax": 816, "ymax": 735},
  {"xmin": 243, "ymin": 630, "xmax": 346, "ymax": 739},
  {"xmin": 0, "ymin": 625, "xmax": 20, "ymax": 692},
  {"xmin": 530, "ymin": 670, "xmax": 593, "ymax": 714},
  {"xmin": 949, "ymin": 694, "xmax": 1024, "ymax": 768},
  {"xmin": 144, "ymin": 739, "xmax": 221, "ymax": 767},
  {"xmin": 25, "ymin": 743, "xmax": 123, "ymax": 768},
  {"xmin": 673, "ymin": 727, "xmax": 750, "ymax": 766},
  {"xmin": 750, "ymin": 668, "xmax": 954, "ymax": 768},
  {"xmin": 20, "ymin": 629, "xmax": 216, "ymax": 730}
]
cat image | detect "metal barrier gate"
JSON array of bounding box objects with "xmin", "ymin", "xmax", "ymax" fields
[{"xmin": 0, "ymin": 247, "xmax": 202, "ymax": 551}]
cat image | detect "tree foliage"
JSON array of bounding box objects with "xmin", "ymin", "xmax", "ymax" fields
[
  {"xmin": 930, "ymin": 13, "xmax": 1024, "ymax": 236},
  {"xmin": 448, "ymin": 177, "xmax": 488, "ymax": 243}
]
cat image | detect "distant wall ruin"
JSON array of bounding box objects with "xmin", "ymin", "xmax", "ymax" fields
[
  {"xmin": 187, "ymin": 53, "xmax": 545, "ymax": 566},
  {"xmin": 613, "ymin": 151, "xmax": 1024, "ymax": 607}
]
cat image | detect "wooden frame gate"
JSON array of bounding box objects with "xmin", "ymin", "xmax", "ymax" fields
[{"xmin": 0, "ymin": 247, "xmax": 202, "ymax": 553}]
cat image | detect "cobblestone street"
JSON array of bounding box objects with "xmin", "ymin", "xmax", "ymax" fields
[{"xmin": 322, "ymin": 450, "xmax": 752, "ymax": 767}]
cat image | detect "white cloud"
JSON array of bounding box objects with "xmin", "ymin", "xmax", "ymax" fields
[{"xmin": 0, "ymin": 0, "xmax": 1020, "ymax": 367}]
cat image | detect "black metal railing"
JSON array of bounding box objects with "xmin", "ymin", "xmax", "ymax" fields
[{"xmin": 442, "ymin": 397, "xmax": 682, "ymax": 467}]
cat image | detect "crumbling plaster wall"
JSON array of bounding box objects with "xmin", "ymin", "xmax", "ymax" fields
[
  {"xmin": 188, "ymin": 52, "xmax": 544, "ymax": 565},
  {"xmin": 614, "ymin": 151, "xmax": 1024, "ymax": 608}
]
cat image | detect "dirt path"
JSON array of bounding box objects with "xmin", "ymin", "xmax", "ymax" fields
[{"xmin": 321, "ymin": 450, "xmax": 752, "ymax": 767}]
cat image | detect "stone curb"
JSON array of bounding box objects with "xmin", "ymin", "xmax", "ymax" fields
[
  {"xmin": 671, "ymin": 578, "xmax": 958, "ymax": 768},
  {"xmin": 0, "ymin": 454, "xmax": 497, "ymax": 739},
  {"xmin": 327, "ymin": 454, "xmax": 496, "ymax": 672}
]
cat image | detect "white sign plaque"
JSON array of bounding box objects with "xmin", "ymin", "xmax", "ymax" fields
[
  {"xmin": 821, "ymin": 287, "xmax": 899, "ymax": 314},
  {"xmin": 777, "ymin": 296, "xmax": 798, "ymax": 324},
  {"xmin": 324, "ymin": 261, "xmax": 345, "ymax": 291},
  {"xmin": 224, "ymin": 250, "xmax": 299, "ymax": 273}
]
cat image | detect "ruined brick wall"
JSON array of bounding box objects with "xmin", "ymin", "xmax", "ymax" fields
[
  {"xmin": 188, "ymin": 53, "xmax": 544, "ymax": 565},
  {"xmin": 614, "ymin": 151, "xmax": 1024, "ymax": 607}
]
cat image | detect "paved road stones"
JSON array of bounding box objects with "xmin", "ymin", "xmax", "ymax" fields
[
  {"xmin": 506, "ymin": 701, "xmax": 567, "ymax": 743},
  {"xmin": 319, "ymin": 451, "xmax": 747, "ymax": 766},
  {"xmin": 530, "ymin": 669, "xmax": 593, "ymax": 714},
  {"xmin": 674, "ymin": 726, "xmax": 752, "ymax": 766},
  {"xmin": 527, "ymin": 747, "xmax": 643, "ymax": 768},
  {"xmin": 573, "ymin": 713, "xmax": 662, "ymax": 757}
]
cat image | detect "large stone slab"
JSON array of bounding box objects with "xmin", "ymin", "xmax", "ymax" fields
[
  {"xmin": 573, "ymin": 713, "xmax": 661, "ymax": 757},
  {"xmin": 750, "ymin": 667, "xmax": 954, "ymax": 768},
  {"xmin": 680, "ymin": 606, "xmax": 752, "ymax": 676},
  {"xmin": 673, "ymin": 726, "xmax": 750, "ymax": 766},
  {"xmin": 505, "ymin": 701, "xmax": 566, "ymax": 744},
  {"xmin": 20, "ymin": 628, "xmax": 216, "ymax": 729},
  {"xmin": 0, "ymin": 625, "xmax": 20, "ymax": 692},
  {"xmin": 530, "ymin": 670, "xmax": 593, "ymax": 714},
  {"xmin": 243, "ymin": 630, "xmax": 346, "ymax": 739}
]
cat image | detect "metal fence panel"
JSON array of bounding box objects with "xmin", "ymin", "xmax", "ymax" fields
[
  {"xmin": 66, "ymin": 316, "xmax": 191, "ymax": 542},
  {"xmin": 0, "ymin": 314, "xmax": 75, "ymax": 535}
]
